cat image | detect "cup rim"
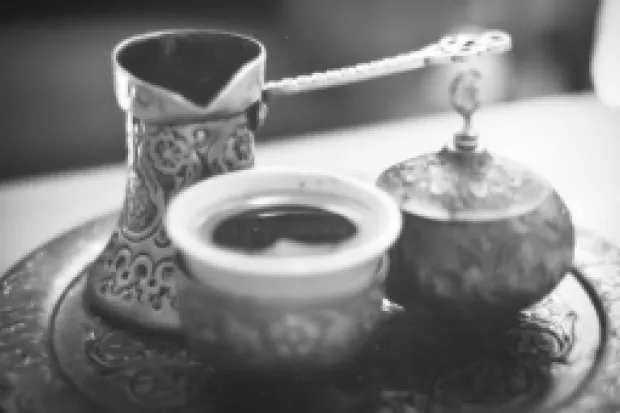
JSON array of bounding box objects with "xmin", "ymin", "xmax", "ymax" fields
[{"xmin": 165, "ymin": 167, "xmax": 402, "ymax": 278}]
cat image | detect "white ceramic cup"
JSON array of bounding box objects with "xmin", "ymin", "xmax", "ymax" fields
[{"xmin": 165, "ymin": 167, "xmax": 402, "ymax": 370}]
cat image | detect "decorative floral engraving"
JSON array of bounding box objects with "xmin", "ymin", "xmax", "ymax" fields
[
  {"xmin": 119, "ymin": 170, "xmax": 160, "ymax": 240},
  {"xmin": 227, "ymin": 126, "xmax": 254, "ymax": 166},
  {"xmin": 432, "ymin": 308, "xmax": 576, "ymax": 408},
  {"xmin": 87, "ymin": 110, "xmax": 256, "ymax": 331},
  {"xmin": 52, "ymin": 268, "xmax": 215, "ymax": 413},
  {"xmin": 316, "ymin": 309, "xmax": 359, "ymax": 353},
  {"xmin": 269, "ymin": 315, "xmax": 322, "ymax": 358},
  {"xmin": 0, "ymin": 216, "xmax": 118, "ymax": 413},
  {"xmin": 204, "ymin": 124, "xmax": 255, "ymax": 176},
  {"xmin": 97, "ymin": 248, "xmax": 178, "ymax": 312},
  {"xmin": 377, "ymin": 151, "xmax": 548, "ymax": 216},
  {"xmin": 374, "ymin": 293, "xmax": 580, "ymax": 412},
  {"xmin": 178, "ymin": 271, "xmax": 388, "ymax": 369},
  {"xmin": 153, "ymin": 227, "xmax": 172, "ymax": 248},
  {"xmin": 147, "ymin": 131, "xmax": 193, "ymax": 175},
  {"xmin": 83, "ymin": 328, "xmax": 209, "ymax": 409}
]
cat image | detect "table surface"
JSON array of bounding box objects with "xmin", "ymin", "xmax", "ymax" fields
[{"xmin": 1, "ymin": 92, "xmax": 619, "ymax": 274}]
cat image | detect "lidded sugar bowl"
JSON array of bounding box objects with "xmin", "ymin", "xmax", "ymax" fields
[{"xmin": 376, "ymin": 70, "xmax": 575, "ymax": 330}]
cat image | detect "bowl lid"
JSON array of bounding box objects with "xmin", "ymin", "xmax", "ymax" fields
[{"xmin": 376, "ymin": 70, "xmax": 552, "ymax": 222}]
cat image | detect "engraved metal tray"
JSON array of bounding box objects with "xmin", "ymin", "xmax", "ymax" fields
[{"xmin": 1, "ymin": 212, "xmax": 618, "ymax": 413}]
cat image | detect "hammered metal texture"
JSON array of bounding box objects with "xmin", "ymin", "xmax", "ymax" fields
[
  {"xmin": 389, "ymin": 190, "xmax": 574, "ymax": 329},
  {"xmin": 0, "ymin": 213, "xmax": 117, "ymax": 413},
  {"xmin": 0, "ymin": 215, "xmax": 618, "ymax": 413},
  {"xmin": 376, "ymin": 150, "xmax": 553, "ymax": 221}
]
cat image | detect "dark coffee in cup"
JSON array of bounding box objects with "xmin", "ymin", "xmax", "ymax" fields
[
  {"xmin": 205, "ymin": 203, "xmax": 357, "ymax": 257},
  {"xmin": 196, "ymin": 192, "xmax": 371, "ymax": 259}
]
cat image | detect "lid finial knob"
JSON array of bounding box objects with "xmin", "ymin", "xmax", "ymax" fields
[{"xmin": 450, "ymin": 69, "xmax": 482, "ymax": 151}]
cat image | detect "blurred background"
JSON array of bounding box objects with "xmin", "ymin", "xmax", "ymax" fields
[{"xmin": 0, "ymin": 0, "xmax": 601, "ymax": 181}]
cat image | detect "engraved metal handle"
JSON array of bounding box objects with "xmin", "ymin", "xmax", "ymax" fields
[{"xmin": 263, "ymin": 30, "xmax": 511, "ymax": 99}]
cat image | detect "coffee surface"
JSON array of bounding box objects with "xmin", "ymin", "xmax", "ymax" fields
[{"xmin": 205, "ymin": 204, "xmax": 358, "ymax": 256}]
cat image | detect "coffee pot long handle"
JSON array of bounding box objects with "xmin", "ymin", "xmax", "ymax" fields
[{"xmin": 262, "ymin": 30, "xmax": 511, "ymax": 100}]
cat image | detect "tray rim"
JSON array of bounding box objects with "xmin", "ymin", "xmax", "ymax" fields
[{"xmin": 530, "ymin": 266, "xmax": 609, "ymax": 413}]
